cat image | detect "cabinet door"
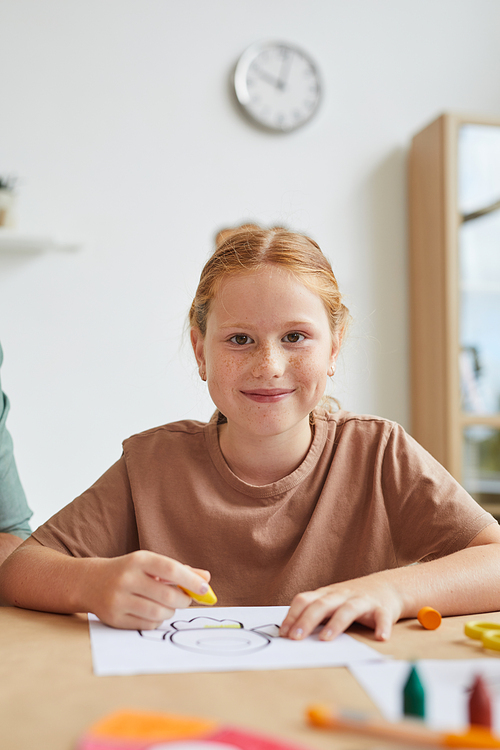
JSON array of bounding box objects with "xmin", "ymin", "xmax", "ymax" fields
[
  {"xmin": 458, "ymin": 123, "xmax": 500, "ymax": 510},
  {"xmin": 462, "ymin": 427, "xmax": 500, "ymax": 508}
]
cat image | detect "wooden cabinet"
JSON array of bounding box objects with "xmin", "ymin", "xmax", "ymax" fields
[{"xmin": 409, "ymin": 113, "xmax": 500, "ymax": 517}]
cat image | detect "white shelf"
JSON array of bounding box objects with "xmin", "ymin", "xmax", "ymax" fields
[
  {"xmin": 0, "ymin": 229, "xmax": 79, "ymax": 253},
  {"xmin": 460, "ymin": 283, "xmax": 500, "ymax": 294}
]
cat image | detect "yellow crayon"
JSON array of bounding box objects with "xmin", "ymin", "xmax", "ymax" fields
[{"xmin": 180, "ymin": 585, "xmax": 217, "ymax": 606}]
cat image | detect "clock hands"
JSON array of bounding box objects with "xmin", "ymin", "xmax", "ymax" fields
[
  {"xmin": 251, "ymin": 47, "xmax": 294, "ymax": 91},
  {"xmin": 251, "ymin": 49, "xmax": 294, "ymax": 92},
  {"xmin": 250, "ymin": 63, "xmax": 282, "ymax": 90},
  {"xmin": 277, "ymin": 48, "xmax": 293, "ymax": 91}
]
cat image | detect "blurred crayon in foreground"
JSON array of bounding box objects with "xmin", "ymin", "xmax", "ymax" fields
[
  {"xmin": 404, "ymin": 663, "xmax": 426, "ymax": 719},
  {"xmin": 469, "ymin": 675, "xmax": 493, "ymax": 730}
]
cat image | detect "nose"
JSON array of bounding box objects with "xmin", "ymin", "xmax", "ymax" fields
[{"xmin": 251, "ymin": 341, "xmax": 285, "ymax": 378}]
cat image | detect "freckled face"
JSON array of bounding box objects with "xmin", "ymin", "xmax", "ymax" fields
[{"xmin": 191, "ymin": 266, "xmax": 339, "ymax": 440}]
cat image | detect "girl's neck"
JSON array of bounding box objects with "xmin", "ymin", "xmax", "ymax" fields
[{"xmin": 217, "ymin": 418, "xmax": 313, "ymax": 486}]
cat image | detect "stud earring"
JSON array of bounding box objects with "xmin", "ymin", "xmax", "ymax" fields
[
  {"xmin": 200, "ymin": 367, "xmax": 207, "ymax": 382},
  {"xmin": 328, "ymin": 365, "xmax": 336, "ymax": 377}
]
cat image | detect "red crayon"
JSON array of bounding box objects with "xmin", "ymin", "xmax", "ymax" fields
[{"xmin": 469, "ymin": 675, "xmax": 493, "ymax": 730}]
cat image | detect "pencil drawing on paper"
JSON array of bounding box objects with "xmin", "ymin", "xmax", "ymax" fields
[{"xmin": 138, "ymin": 616, "xmax": 281, "ymax": 656}]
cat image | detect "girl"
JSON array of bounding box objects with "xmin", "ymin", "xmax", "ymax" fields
[{"xmin": 1, "ymin": 224, "xmax": 500, "ymax": 642}]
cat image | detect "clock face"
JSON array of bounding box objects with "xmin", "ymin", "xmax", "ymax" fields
[{"xmin": 234, "ymin": 41, "xmax": 322, "ymax": 133}]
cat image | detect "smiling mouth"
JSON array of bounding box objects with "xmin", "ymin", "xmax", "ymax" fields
[{"xmin": 241, "ymin": 389, "xmax": 294, "ymax": 403}]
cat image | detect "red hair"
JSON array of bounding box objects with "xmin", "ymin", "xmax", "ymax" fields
[{"xmin": 189, "ymin": 223, "xmax": 350, "ymax": 340}]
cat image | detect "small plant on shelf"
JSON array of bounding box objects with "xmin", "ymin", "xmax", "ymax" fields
[
  {"xmin": 0, "ymin": 175, "xmax": 17, "ymax": 191},
  {"xmin": 0, "ymin": 175, "xmax": 17, "ymax": 227}
]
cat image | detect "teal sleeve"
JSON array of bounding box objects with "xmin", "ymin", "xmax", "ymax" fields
[{"xmin": 0, "ymin": 344, "xmax": 32, "ymax": 538}]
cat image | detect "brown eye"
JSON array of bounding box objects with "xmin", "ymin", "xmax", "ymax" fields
[
  {"xmin": 284, "ymin": 332, "xmax": 304, "ymax": 343},
  {"xmin": 230, "ymin": 334, "xmax": 252, "ymax": 345}
]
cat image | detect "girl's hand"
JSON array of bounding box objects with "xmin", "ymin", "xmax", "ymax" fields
[
  {"xmin": 279, "ymin": 576, "xmax": 405, "ymax": 642},
  {"xmin": 84, "ymin": 550, "xmax": 211, "ymax": 630}
]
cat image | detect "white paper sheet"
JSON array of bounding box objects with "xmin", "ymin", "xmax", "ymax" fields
[
  {"xmin": 88, "ymin": 606, "xmax": 386, "ymax": 676},
  {"xmin": 349, "ymin": 659, "xmax": 500, "ymax": 731}
]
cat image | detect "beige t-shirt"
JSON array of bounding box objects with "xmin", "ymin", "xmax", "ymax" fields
[{"xmin": 32, "ymin": 411, "xmax": 496, "ymax": 606}]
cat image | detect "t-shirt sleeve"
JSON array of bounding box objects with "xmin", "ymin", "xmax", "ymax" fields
[
  {"xmin": 31, "ymin": 456, "xmax": 139, "ymax": 557},
  {"xmin": 381, "ymin": 423, "xmax": 497, "ymax": 564},
  {"xmin": 0, "ymin": 365, "xmax": 32, "ymax": 539}
]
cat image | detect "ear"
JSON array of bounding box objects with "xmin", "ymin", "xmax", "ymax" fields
[
  {"xmin": 328, "ymin": 332, "xmax": 342, "ymax": 375},
  {"xmin": 190, "ymin": 327, "xmax": 206, "ymax": 371}
]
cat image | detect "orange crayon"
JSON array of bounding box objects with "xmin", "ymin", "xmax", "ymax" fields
[
  {"xmin": 418, "ymin": 607, "xmax": 442, "ymax": 630},
  {"xmin": 307, "ymin": 704, "xmax": 500, "ymax": 748}
]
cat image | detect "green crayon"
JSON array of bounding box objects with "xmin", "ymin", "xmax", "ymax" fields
[{"xmin": 403, "ymin": 663, "xmax": 426, "ymax": 719}]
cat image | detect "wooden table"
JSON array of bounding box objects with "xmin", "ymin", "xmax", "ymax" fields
[{"xmin": 1, "ymin": 606, "xmax": 499, "ymax": 750}]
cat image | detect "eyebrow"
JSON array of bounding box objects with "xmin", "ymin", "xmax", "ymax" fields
[{"xmin": 217, "ymin": 319, "xmax": 318, "ymax": 331}]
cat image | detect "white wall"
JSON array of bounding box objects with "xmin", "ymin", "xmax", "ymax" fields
[{"xmin": 1, "ymin": 0, "xmax": 500, "ymax": 529}]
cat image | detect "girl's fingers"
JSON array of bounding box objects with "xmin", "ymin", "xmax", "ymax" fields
[
  {"xmin": 288, "ymin": 594, "xmax": 363, "ymax": 640},
  {"xmin": 119, "ymin": 614, "xmax": 166, "ymax": 630},
  {"xmin": 279, "ymin": 590, "xmax": 321, "ymax": 636},
  {"xmin": 281, "ymin": 593, "xmax": 342, "ymax": 639},
  {"xmin": 135, "ymin": 551, "xmax": 211, "ymax": 598},
  {"xmin": 186, "ymin": 565, "xmax": 212, "ymax": 582},
  {"xmin": 372, "ymin": 606, "xmax": 393, "ymax": 641},
  {"xmin": 281, "ymin": 588, "xmax": 397, "ymax": 642},
  {"xmin": 137, "ymin": 574, "xmax": 192, "ymax": 610},
  {"xmin": 316, "ymin": 596, "xmax": 381, "ymax": 640}
]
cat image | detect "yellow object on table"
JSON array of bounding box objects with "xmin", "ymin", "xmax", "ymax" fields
[{"xmin": 465, "ymin": 621, "xmax": 500, "ymax": 652}]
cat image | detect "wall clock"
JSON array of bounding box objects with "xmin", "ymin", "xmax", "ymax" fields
[{"xmin": 233, "ymin": 40, "xmax": 322, "ymax": 133}]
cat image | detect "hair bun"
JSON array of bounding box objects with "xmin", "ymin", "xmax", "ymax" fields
[{"xmin": 214, "ymin": 223, "xmax": 261, "ymax": 248}]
